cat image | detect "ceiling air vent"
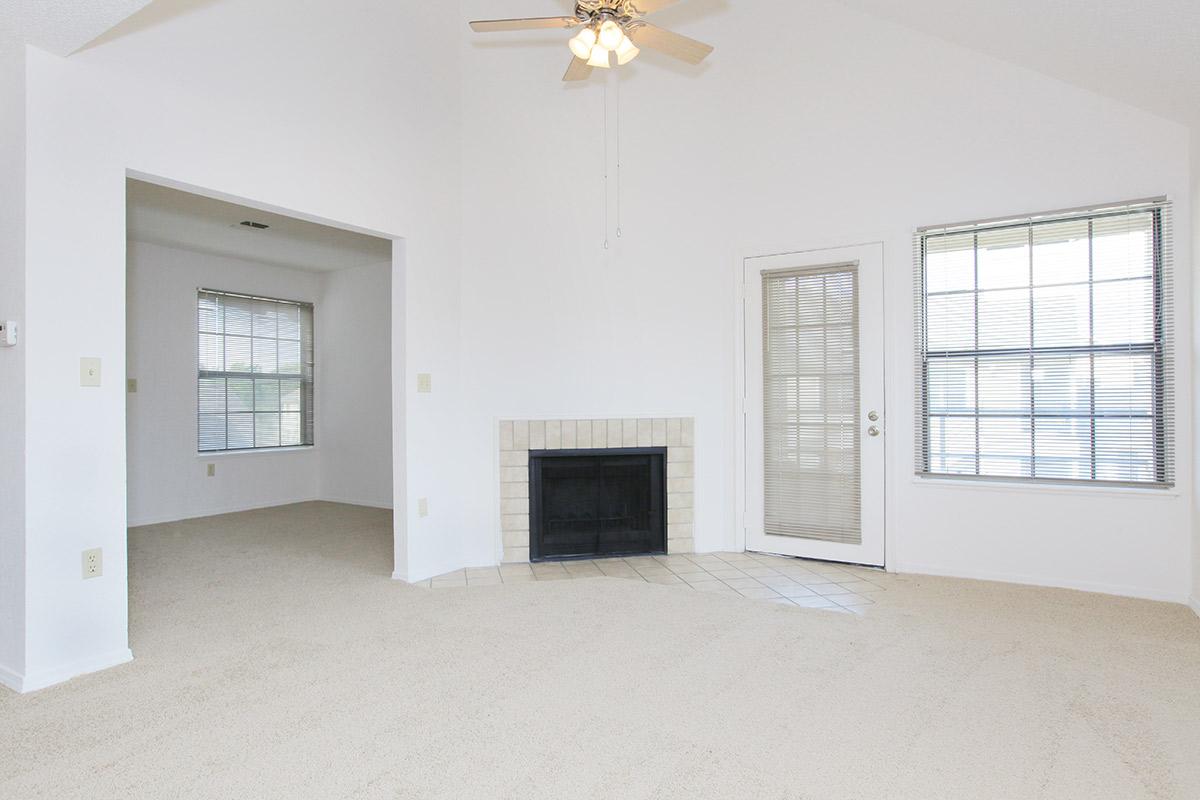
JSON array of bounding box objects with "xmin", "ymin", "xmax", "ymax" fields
[{"xmin": 239, "ymin": 220, "xmax": 270, "ymax": 230}]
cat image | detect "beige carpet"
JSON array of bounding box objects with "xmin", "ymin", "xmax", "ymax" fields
[{"xmin": 2, "ymin": 502, "xmax": 1198, "ymax": 799}]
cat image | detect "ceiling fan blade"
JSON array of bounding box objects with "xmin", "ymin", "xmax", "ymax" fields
[
  {"xmin": 563, "ymin": 56, "xmax": 594, "ymax": 82},
  {"xmin": 469, "ymin": 17, "xmax": 581, "ymax": 33},
  {"xmin": 628, "ymin": 23, "xmax": 713, "ymax": 65},
  {"xmin": 625, "ymin": 0, "xmax": 683, "ymax": 14}
]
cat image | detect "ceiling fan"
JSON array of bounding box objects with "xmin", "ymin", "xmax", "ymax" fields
[{"xmin": 469, "ymin": 1, "xmax": 714, "ymax": 82}]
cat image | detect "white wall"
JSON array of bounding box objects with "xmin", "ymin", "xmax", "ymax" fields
[
  {"xmin": 0, "ymin": 43, "xmax": 27, "ymax": 684},
  {"xmin": 126, "ymin": 243, "xmax": 391, "ymax": 527},
  {"xmin": 1192, "ymin": 128, "xmax": 1200, "ymax": 614},
  {"xmin": 11, "ymin": 0, "xmax": 464, "ymax": 691},
  {"xmin": 318, "ymin": 261, "xmax": 393, "ymax": 509},
  {"xmin": 126, "ymin": 241, "xmax": 323, "ymax": 526},
  {"xmin": 458, "ymin": 0, "xmax": 1194, "ymax": 601},
  {"xmin": 7, "ymin": 0, "xmax": 1198, "ymax": 691}
]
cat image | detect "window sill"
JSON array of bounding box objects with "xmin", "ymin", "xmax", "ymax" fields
[
  {"xmin": 197, "ymin": 446, "xmax": 316, "ymax": 458},
  {"xmin": 911, "ymin": 474, "xmax": 1178, "ymax": 498}
]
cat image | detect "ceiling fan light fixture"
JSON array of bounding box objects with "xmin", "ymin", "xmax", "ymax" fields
[
  {"xmin": 615, "ymin": 36, "xmax": 640, "ymax": 65},
  {"xmin": 468, "ymin": 3, "xmax": 716, "ymax": 82},
  {"xmin": 568, "ymin": 26, "xmax": 597, "ymax": 60},
  {"xmin": 597, "ymin": 19, "xmax": 625, "ymax": 51},
  {"xmin": 586, "ymin": 44, "xmax": 612, "ymax": 68}
]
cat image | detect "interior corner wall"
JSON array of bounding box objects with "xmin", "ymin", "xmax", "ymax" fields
[
  {"xmin": 12, "ymin": 0, "xmax": 1199, "ymax": 692},
  {"xmin": 1192, "ymin": 128, "xmax": 1200, "ymax": 614},
  {"xmin": 19, "ymin": 0, "xmax": 463, "ymax": 690},
  {"xmin": 0, "ymin": 43, "xmax": 28, "ymax": 689},
  {"xmin": 389, "ymin": 240, "xmax": 410, "ymax": 582},
  {"xmin": 318, "ymin": 260, "xmax": 393, "ymax": 509},
  {"xmin": 126, "ymin": 241, "xmax": 323, "ymax": 527},
  {"xmin": 458, "ymin": 0, "xmax": 1194, "ymax": 601}
]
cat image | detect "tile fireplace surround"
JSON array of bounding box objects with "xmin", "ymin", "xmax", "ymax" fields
[{"xmin": 499, "ymin": 418, "xmax": 695, "ymax": 563}]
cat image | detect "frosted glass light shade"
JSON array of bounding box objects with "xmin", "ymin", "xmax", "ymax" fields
[
  {"xmin": 587, "ymin": 45, "xmax": 612, "ymax": 68},
  {"xmin": 615, "ymin": 36, "xmax": 640, "ymax": 65},
  {"xmin": 598, "ymin": 20, "xmax": 624, "ymax": 51},
  {"xmin": 569, "ymin": 27, "xmax": 597, "ymax": 60}
]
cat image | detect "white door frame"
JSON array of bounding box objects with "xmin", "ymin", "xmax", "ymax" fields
[{"xmin": 734, "ymin": 241, "xmax": 887, "ymax": 566}]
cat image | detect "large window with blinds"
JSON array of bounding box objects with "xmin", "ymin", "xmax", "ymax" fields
[
  {"xmin": 197, "ymin": 289, "xmax": 315, "ymax": 452},
  {"xmin": 915, "ymin": 199, "xmax": 1173, "ymax": 487}
]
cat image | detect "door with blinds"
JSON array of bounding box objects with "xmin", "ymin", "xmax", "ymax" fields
[{"xmin": 743, "ymin": 243, "xmax": 885, "ymax": 566}]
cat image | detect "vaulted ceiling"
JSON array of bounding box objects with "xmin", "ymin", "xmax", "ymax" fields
[
  {"xmin": 0, "ymin": 0, "xmax": 153, "ymax": 54},
  {"xmin": 833, "ymin": 0, "xmax": 1200, "ymax": 127},
  {"xmin": 3, "ymin": 0, "xmax": 1197, "ymax": 129}
]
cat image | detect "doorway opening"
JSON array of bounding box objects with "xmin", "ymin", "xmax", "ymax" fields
[
  {"xmin": 124, "ymin": 175, "xmax": 400, "ymax": 652},
  {"xmin": 740, "ymin": 243, "xmax": 886, "ymax": 567}
]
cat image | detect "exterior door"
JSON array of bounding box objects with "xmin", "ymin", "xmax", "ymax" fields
[{"xmin": 743, "ymin": 243, "xmax": 885, "ymax": 566}]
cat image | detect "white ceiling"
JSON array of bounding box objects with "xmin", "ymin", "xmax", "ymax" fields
[
  {"xmin": 126, "ymin": 180, "xmax": 392, "ymax": 273},
  {"xmin": 3, "ymin": 0, "xmax": 1195, "ymax": 129},
  {"xmin": 0, "ymin": 0, "xmax": 154, "ymax": 55},
  {"xmin": 832, "ymin": 0, "xmax": 1200, "ymax": 127}
]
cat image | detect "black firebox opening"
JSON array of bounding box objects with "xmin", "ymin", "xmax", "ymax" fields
[{"xmin": 529, "ymin": 448, "xmax": 667, "ymax": 561}]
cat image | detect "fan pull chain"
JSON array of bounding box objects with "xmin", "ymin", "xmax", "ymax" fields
[
  {"xmin": 603, "ymin": 80, "xmax": 610, "ymax": 251},
  {"xmin": 615, "ymin": 73, "xmax": 622, "ymax": 240}
]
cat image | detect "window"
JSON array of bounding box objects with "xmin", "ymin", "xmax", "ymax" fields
[
  {"xmin": 763, "ymin": 265, "xmax": 862, "ymax": 543},
  {"xmin": 197, "ymin": 289, "xmax": 314, "ymax": 452},
  {"xmin": 914, "ymin": 199, "xmax": 1173, "ymax": 486}
]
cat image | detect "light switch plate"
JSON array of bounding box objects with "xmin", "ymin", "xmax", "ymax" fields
[
  {"xmin": 80, "ymin": 357, "xmax": 102, "ymax": 387},
  {"xmin": 127, "ymin": 378, "xmax": 138, "ymax": 393},
  {"xmin": 417, "ymin": 373, "xmax": 432, "ymax": 393},
  {"xmin": 82, "ymin": 548, "xmax": 103, "ymax": 579},
  {"xmin": 206, "ymin": 463, "xmax": 215, "ymax": 477},
  {"xmin": 417, "ymin": 497, "xmax": 429, "ymax": 517}
]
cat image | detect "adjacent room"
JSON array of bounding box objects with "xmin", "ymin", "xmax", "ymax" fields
[
  {"xmin": 125, "ymin": 180, "xmax": 394, "ymax": 523},
  {"xmin": 123, "ymin": 179, "xmax": 396, "ymax": 646},
  {"xmin": 1, "ymin": 1, "xmax": 1198, "ymax": 798}
]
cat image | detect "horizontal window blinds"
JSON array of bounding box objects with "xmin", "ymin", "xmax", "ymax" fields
[
  {"xmin": 914, "ymin": 199, "xmax": 1173, "ymax": 486},
  {"xmin": 198, "ymin": 289, "xmax": 315, "ymax": 452},
  {"xmin": 763, "ymin": 265, "xmax": 862, "ymax": 544}
]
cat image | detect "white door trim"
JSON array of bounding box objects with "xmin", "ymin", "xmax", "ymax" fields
[{"xmin": 735, "ymin": 241, "xmax": 887, "ymax": 566}]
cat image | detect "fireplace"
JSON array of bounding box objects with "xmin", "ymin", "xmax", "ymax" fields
[
  {"xmin": 529, "ymin": 448, "xmax": 667, "ymax": 561},
  {"xmin": 498, "ymin": 418, "xmax": 694, "ymax": 563}
]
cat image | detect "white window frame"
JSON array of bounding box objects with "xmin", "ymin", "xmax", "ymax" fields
[
  {"xmin": 196, "ymin": 288, "xmax": 316, "ymax": 454},
  {"xmin": 914, "ymin": 198, "xmax": 1174, "ymax": 488}
]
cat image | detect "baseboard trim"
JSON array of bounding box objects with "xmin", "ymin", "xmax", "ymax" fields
[
  {"xmin": 318, "ymin": 496, "xmax": 393, "ymax": 511},
  {"xmin": 393, "ymin": 567, "xmax": 441, "ymax": 584},
  {"xmin": 891, "ymin": 561, "xmax": 1187, "ymax": 604},
  {"xmin": 129, "ymin": 496, "xmax": 392, "ymax": 528},
  {"xmin": 129, "ymin": 497, "xmax": 323, "ymax": 528},
  {"xmin": 4, "ymin": 648, "xmax": 133, "ymax": 694},
  {"xmin": 0, "ymin": 661, "xmax": 24, "ymax": 693},
  {"xmin": 394, "ymin": 558, "xmax": 497, "ymax": 585}
]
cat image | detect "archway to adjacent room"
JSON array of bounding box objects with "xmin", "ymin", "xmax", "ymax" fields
[{"xmin": 122, "ymin": 171, "xmax": 406, "ymax": 653}]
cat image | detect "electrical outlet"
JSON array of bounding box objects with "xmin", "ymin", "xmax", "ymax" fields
[
  {"xmin": 80, "ymin": 357, "xmax": 102, "ymax": 387},
  {"xmin": 418, "ymin": 497, "xmax": 429, "ymax": 517},
  {"xmin": 206, "ymin": 463, "xmax": 216, "ymax": 477},
  {"xmin": 82, "ymin": 548, "xmax": 103, "ymax": 579}
]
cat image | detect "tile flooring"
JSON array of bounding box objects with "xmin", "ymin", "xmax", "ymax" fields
[{"xmin": 420, "ymin": 551, "xmax": 892, "ymax": 613}]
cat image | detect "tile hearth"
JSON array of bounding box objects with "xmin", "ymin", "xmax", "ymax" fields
[
  {"xmin": 420, "ymin": 551, "xmax": 894, "ymax": 614},
  {"xmin": 498, "ymin": 417, "xmax": 695, "ymax": 563}
]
